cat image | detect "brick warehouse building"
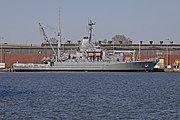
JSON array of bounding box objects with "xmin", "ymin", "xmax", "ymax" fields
[{"xmin": 0, "ymin": 42, "xmax": 180, "ymax": 68}]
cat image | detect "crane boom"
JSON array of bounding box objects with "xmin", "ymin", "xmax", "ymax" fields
[{"xmin": 39, "ymin": 23, "xmax": 57, "ymax": 58}]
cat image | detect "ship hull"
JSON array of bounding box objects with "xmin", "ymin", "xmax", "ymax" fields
[{"xmin": 13, "ymin": 60, "xmax": 158, "ymax": 72}]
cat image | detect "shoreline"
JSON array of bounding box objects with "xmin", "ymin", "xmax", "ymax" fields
[{"xmin": 0, "ymin": 68, "xmax": 179, "ymax": 73}]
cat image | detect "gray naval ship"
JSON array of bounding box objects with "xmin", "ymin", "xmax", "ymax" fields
[{"xmin": 13, "ymin": 19, "xmax": 159, "ymax": 72}]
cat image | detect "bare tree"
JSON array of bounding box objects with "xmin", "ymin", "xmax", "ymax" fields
[{"xmin": 112, "ymin": 34, "xmax": 132, "ymax": 44}]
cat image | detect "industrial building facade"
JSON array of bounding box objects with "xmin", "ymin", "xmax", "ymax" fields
[{"xmin": 0, "ymin": 43, "xmax": 180, "ymax": 69}]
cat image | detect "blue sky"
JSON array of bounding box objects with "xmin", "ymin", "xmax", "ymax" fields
[{"xmin": 0, "ymin": 0, "xmax": 179, "ymax": 44}]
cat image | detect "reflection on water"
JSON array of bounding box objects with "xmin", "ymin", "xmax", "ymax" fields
[{"xmin": 0, "ymin": 72, "xmax": 179, "ymax": 119}]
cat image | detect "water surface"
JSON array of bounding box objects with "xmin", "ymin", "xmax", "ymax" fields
[{"xmin": 0, "ymin": 72, "xmax": 179, "ymax": 119}]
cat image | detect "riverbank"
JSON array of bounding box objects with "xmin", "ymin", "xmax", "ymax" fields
[
  {"xmin": 164, "ymin": 68, "xmax": 180, "ymax": 72},
  {"xmin": 0, "ymin": 68, "xmax": 13, "ymax": 72}
]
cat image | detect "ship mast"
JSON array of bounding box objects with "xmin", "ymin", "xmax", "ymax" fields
[
  {"xmin": 57, "ymin": 9, "xmax": 61, "ymax": 61},
  {"xmin": 88, "ymin": 19, "xmax": 95, "ymax": 43}
]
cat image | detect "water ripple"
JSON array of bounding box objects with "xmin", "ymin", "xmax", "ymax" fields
[{"xmin": 0, "ymin": 72, "xmax": 179, "ymax": 119}]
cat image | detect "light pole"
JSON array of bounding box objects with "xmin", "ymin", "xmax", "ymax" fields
[
  {"xmin": 138, "ymin": 41, "xmax": 142, "ymax": 60},
  {"xmin": 0, "ymin": 37, "xmax": 4, "ymax": 63},
  {"xmin": 166, "ymin": 39, "xmax": 169, "ymax": 67},
  {"xmin": 165, "ymin": 37, "xmax": 173, "ymax": 68}
]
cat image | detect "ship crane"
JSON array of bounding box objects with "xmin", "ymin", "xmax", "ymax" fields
[{"xmin": 39, "ymin": 23, "xmax": 57, "ymax": 60}]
